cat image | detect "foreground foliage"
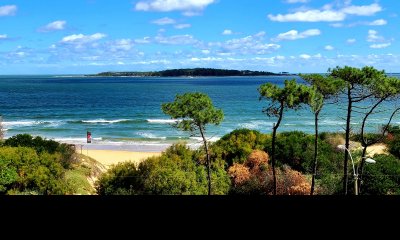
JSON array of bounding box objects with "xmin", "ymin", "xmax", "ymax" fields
[
  {"xmin": 3, "ymin": 134, "xmax": 76, "ymax": 169},
  {"xmin": 228, "ymin": 150, "xmax": 311, "ymax": 195},
  {"xmin": 0, "ymin": 147, "xmax": 68, "ymax": 194},
  {"xmin": 0, "ymin": 134, "xmax": 95, "ymax": 195},
  {"xmin": 360, "ymin": 154, "xmax": 400, "ymax": 195},
  {"xmin": 96, "ymin": 144, "xmax": 230, "ymax": 195}
]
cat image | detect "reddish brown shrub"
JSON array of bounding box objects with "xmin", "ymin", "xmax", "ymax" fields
[
  {"xmin": 276, "ymin": 166, "xmax": 311, "ymax": 195},
  {"xmin": 228, "ymin": 164, "xmax": 251, "ymax": 186},
  {"xmin": 245, "ymin": 150, "xmax": 269, "ymax": 174}
]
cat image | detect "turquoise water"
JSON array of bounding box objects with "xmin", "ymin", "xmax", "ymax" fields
[{"xmin": 1, "ymin": 75, "xmax": 399, "ymax": 150}]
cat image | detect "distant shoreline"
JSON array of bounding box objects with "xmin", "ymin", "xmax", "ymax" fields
[{"xmin": 86, "ymin": 68, "xmax": 296, "ymax": 77}]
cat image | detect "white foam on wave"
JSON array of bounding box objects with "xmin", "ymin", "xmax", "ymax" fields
[
  {"xmin": 3, "ymin": 121, "xmax": 40, "ymax": 127},
  {"xmin": 82, "ymin": 119, "xmax": 130, "ymax": 124},
  {"xmin": 3, "ymin": 120, "xmax": 64, "ymax": 128},
  {"xmin": 136, "ymin": 131, "xmax": 167, "ymax": 140},
  {"xmin": 320, "ymin": 119, "xmax": 345, "ymax": 126},
  {"xmin": 238, "ymin": 120, "xmax": 274, "ymax": 129},
  {"xmin": 147, "ymin": 119, "xmax": 181, "ymax": 124}
]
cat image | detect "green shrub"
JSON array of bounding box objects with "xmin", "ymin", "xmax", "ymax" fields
[
  {"xmin": 360, "ymin": 154, "xmax": 400, "ymax": 195},
  {"xmin": 95, "ymin": 161, "xmax": 139, "ymax": 195},
  {"xmin": 211, "ymin": 129, "xmax": 270, "ymax": 167},
  {"xmin": 212, "ymin": 130, "xmax": 343, "ymax": 178},
  {"xmin": 4, "ymin": 134, "xmax": 76, "ymax": 169},
  {"xmin": 0, "ymin": 147, "xmax": 68, "ymax": 195},
  {"xmin": 96, "ymin": 144, "xmax": 230, "ymax": 195},
  {"xmin": 388, "ymin": 136, "xmax": 400, "ymax": 159},
  {"xmin": 386, "ymin": 125, "xmax": 400, "ymax": 135},
  {"xmin": 265, "ymin": 131, "xmax": 343, "ymax": 175},
  {"xmin": 0, "ymin": 156, "xmax": 18, "ymax": 194},
  {"xmin": 351, "ymin": 133, "xmax": 384, "ymax": 144}
]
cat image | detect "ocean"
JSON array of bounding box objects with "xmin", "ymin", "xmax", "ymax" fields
[{"xmin": 1, "ymin": 75, "xmax": 399, "ymax": 151}]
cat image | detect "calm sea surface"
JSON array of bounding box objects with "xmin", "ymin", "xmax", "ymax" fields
[{"xmin": 1, "ymin": 75, "xmax": 399, "ymax": 150}]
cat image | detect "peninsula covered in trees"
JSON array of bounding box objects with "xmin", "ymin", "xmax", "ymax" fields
[{"xmin": 89, "ymin": 68, "xmax": 293, "ymax": 77}]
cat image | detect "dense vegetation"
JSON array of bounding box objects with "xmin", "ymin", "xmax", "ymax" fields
[
  {"xmin": 96, "ymin": 144, "xmax": 230, "ymax": 195},
  {"xmin": 91, "ymin": 68, "xmax": 288, "ymax": 77},
  {"xmin": 0, "ymin": 134, "xmax": 98, "ymax": 195}
]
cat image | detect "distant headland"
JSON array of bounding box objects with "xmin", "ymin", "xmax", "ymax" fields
[{"xmin": 87, "ymin": 68, "xmax": 296, "ymax": 77}]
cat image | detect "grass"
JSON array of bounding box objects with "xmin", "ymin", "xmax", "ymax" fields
[
  {"xmin": 64, "ymin": 153, "xmax": 107, "ymax": 195},
  {"xmin": 65, "ymin": 166, "xmax": 95, "ymax": 195}
]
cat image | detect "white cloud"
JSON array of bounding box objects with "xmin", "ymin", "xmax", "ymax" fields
[
  {"xmin": 0, "ymin": 5, "xmax": 17, "ymax": 16},
  {"xmin": 276, "ymin": 55, "xmax": 286, "ymax": 60},
  {"xmin": 174, "ymin": 24, "xmax": 191, "ymax": 29},
  {"xmin": 222, "ymin": 29, "xmax": 233, "ymax": 35},
  {"xmin": 299, "ymin": 54, "xmax": 311, "ymax": 59},
  {"xmin": 268, "ymin": 3, "xmax": 382, "ymax": 22},
  {"xmin": 268, "ymin": 10, "xmax": 345, "ymax": 22},
  {"xmin": 135, "ymin": 0, "xmax": 216, "ymax": 15},
  {"xmin": 217, "ymin": 32, "xmax": 280, "ymax": 55},
  {"xmin": 0, "ymin": 34, "xmax": 8, "ymax": 39},
  {"xmin": 367, "ymin": 30, "xmax": 383, "ymax": 42},
  {"xmin": 325, "ymin": 45, "xmax": 334, "ymax": 51},
  {"xmin": 135, "ymin": 37, "xmax": 152, "ymax": 44},
  {"xmin": 154, "ymin": 34, "xmax": 199, "ymax": 45},
  {"xmin": 341, "ymin": 3, "xmax": 382, "ymax": 16},
  {"xmin": 347, "ymin": 38, "xmax": 356, "ymax": 44},
  {"xmin": 273, "ymin": 29, "xmax": 321, "ymax": 41},
  {"xmin": 370, "ymin": 43, "xmax": 391, "ymax": 49},
  {"xmin": 39, "ymin": 21, "xmax": 67, "ymax": 32},
  {"xmin": 152, "ymin": 17, "xmax": 176, "ymax": 25},
  {"xmin": 331, "ymin": 18, "xmax": 387, "ymax": 28},
  {"xmin": 366, "ymin": 30, "xmax": 392, "ymax": 49},
  {"xmin": 110, "ymin": 39, "xmax": 134, "ymax": 51},
  {"xmin": 285, "ymin": 0, "xmax": 309, "ymax": 3},
  {"xmin": 330, "ymin": 23, "xmax": 344, "ymax": 27},
  {"xmin": 61, "ymin": 33, "xmax": 107, "ymax": 44},
  {"xmin": 369, "ymin": 19, "xmax": 387, "ymax": 26}
]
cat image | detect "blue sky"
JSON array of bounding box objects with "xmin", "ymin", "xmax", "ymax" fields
[{"xmin": 0, "ymin": 0, "xmax": 399, "ymax": 74}]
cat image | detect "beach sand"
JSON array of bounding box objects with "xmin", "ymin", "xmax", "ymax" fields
[
  {"xmin": 82, "ymin": 150, "xmax": 161, "ymax": 169},
  {"xmin": 366, "ymin": 143, "xmax": 387, "ymax": 156}
]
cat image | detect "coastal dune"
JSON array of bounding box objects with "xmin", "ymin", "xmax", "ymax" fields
[{"xmin": 82, "ymin": 150, "xmax": 161, "ymax": 169}]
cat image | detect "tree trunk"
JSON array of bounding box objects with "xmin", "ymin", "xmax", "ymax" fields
[
  {"xmin": 358, "ymin": 99, "xmax": 383, "ymax": 195},
  {"xmin": 199, "ymin": 126, "xmax": 212, "ymax": 195},
  {"xmin": 271, "ymin": 102, "xmax": 284, "ymax": 195},
  {"xmin": 311, "ymin": 110, "xmax": 320, "ymax": 195},
  {"xmin": 344, "ymin": 85, "xmax": 352, "ymax": 195}
]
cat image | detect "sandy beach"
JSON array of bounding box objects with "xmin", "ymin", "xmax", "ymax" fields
[{"xmin": 82, "ymin": 149, "xmax": 161, "ymax": 169}]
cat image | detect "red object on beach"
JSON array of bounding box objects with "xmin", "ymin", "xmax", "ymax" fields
[{"xmin": 87, "ymin": 131, "xmax": 92, "ymax": 143}]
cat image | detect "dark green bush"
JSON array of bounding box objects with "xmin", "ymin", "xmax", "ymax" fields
[
  {"xmin": 4, "ymin": 134, "xmax": 59, "ymax": 153},
  {"xmin": 95, "ymin": 161, "xmax": 139, "ymax": 195},
  {"xmin": 4, "ymin": 134, "xmax": 76, "ymax": 169},
  {"xmin": 265, "ymin": 131, "xmax": 343, "ymax": 175},
  {"xmin": 351, "ymin": 133, "xmax": 384, "ymax": 144},
  {"xmin": 360, "ymin": 154, "xmax": 400, "ymax": 195}
]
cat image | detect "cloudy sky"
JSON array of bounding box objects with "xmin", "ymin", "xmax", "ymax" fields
[{"xmin": 0, "ymin": 0, "xmax": 399, "ymax": 74}]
